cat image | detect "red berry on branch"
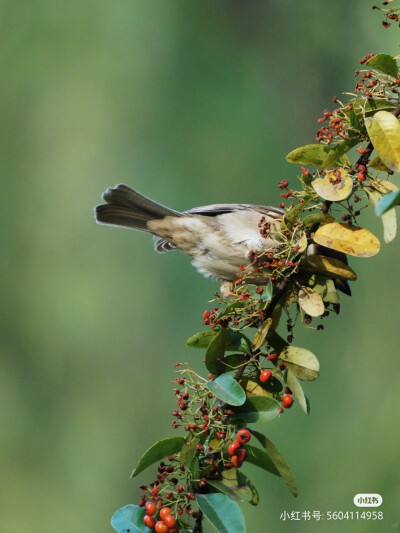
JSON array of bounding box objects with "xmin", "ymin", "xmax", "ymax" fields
[
  {"xmin": 228, "ymin": 441, "xmax": 241, "ymax": 456},
  {"xmin": 282, "ymin": 394, "xmax": 294, "ymax": 409},
  {"xmin": 145, "ymin": 502, "xmax": 157, "ymax": 516},
  {"xmin": 236, "ymin": 429, "xmax": 251, "ymax": 444},
  {"xmin": 144, "ymin": 514, "xmax": 156, "ymax": 528},
  {"xmin": 155, "ymin": 521, "xmax": 169, "ymax": 533},
  {"xmin": 259, "ymin": 369, "xmax": 272, "ymax": 383},
  {"xmin": 163, "ymin": 514, "xmax": 176, "ymax": 528},
  {"xmin": 160, "ymin": 507, "xmax": 172, "ymax": 520},
  {"xmin": 231, "ymin": 455, "xmax": 243, "ymax": 468},
  {"xmin": 235, "ymin": 447, "xmax": 247, "ymax": 463}
]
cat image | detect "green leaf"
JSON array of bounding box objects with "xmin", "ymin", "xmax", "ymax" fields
[
  {"xmin": 261, "ymin": 375, "xmax": 283, "ymax": 393},
  {"xmin": 286, "ymin": 144, "xmax": 331, "ymax": 165},
  {"xmin": 283, "ymin": 203, "xmax": 308, "ymax": 230},
  {"xmin": 131, "ymin": 437, "xmax": 185, "ymax": 478},
  {"xmin": 206, "ymin": 374, "xmax": 246, "ymax": 406},
  {"xmin": 366, "ymin": 53, "xmax": 399, "ymax": 78},
  {"xmin": 349, "ymin": 109, "xmax": 362, "ymax": 131},
  {"xmin": 111, "ymin": 505, "xmax": 150, "ymax": 533},
  {"xmin": 365, "ymin": 111, "xmax": 400, "ymax": 172},
  {"xmin": 321, "ymin": 139, "xmax": 358, "ymax": 169},
  {"xmin": 251, "ymin": 430, "xmax": 298, "ymax": 497},
  {"xmin": 186, "ymin": 330, "xmax": 218, "ymax": 349},
  {"xmin": 208, "ymin": 468, "xmax": 259, "ymax": 506},
  {"xmin": 354, "ymin": 98, "xmax": 396, "ymax": 116},
  {"xmin": 196, "ymin": 493, "xmax": 246, "ymax": 533},
  {"xmin": 375, "ymin": 189, "xmax": 400, "ymax": 216},
  {"xmin": 206, "ymin": 330, "xmax": 226, "ymax": 376},
  {"xmin": 302, "ymin": 213, "xmax": 327, "ymax": 227},
  {"xmin": 278, "ymin": 346, "xmax": 320, "ymax": 381},
  {"xmin": 231, "ymin": 395, "xmax": 281, "ymax": 423},
  {"xmin": 226, "ymin": 330, "xmax": 252, "ymax": 354},
  {"xmin": 180, "ymin": 437, "xmax": 200, "ymax": 467},
  {"xmin": 266, "ymin": 330, "xmax": 289, "ymax": 352},
  {"xmin": 220, "ymin": 353, "xmax": 246, "ymax": 373},
  {"xmin": 243, "ymin": 444, "xmax": 280, "ymax": 477}
]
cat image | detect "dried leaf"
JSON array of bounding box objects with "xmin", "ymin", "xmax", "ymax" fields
[
  {"xmin": 298, "ymin": 286, "xmax": 325, "ymax": 317},
  {"xmin": 313, "ymin": 223, "xmax": 380, "ymax": 258}
]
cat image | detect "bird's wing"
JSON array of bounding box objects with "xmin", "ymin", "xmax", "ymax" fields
[
  {"xmin": 184, "ymin": 203, "xmax": 284, "ymax": 218},
  {"xmin": 154, "ymin": 203, "xmax": 284, "ymax": 253}
]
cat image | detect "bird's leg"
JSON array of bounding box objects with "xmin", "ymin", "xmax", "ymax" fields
[{"xmin": 220, "ymin": 281, "xmax": 235, "ymax": 299}]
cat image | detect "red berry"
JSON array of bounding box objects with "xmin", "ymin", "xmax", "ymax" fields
[
  {"xmin": 357, "ymin": 172, "xmax": 366, "ymax": 181},
  {"xmin": 236, "ymin": 429, "xmax": 251, "ymax": 444},
  {"xmin": 163, "ymin": 514, "xmax": 176, "ymax": 528},
  {"xmin": 282, "ymin": 394, "xmax": 294, "ymax": 409},
  {"xmin": 231, "ymin": 455, "xmax": 243, "ymax": 468},
  {"xmin": 235, "ymin": 447, "xmax": 247, "ymax": 463},
  {"xmin": 228, "ymin": 441, "xmax": 241, "ymax": 456},
  {"xmin": 160, "ymin": 507, "xmax": 172, "ymax": 520},
  {"xmin": 155, "ymin": 521, "xmax": 169, "ymax": 533},
  {"xmin": 144, "ymin": 514, "xmax": 156, "ymax": 528},
  {"xmin": 259, "ymin": 369, "xmax": 272, "ymax": 383},
  {"xmin": 145, "ymin": 502, "xmax": 157, "ymax": 516}
]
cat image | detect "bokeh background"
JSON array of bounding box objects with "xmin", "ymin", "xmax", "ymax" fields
[{"xmin": 1, "ymin": 2, "xmax": 399, "ymax": 532}]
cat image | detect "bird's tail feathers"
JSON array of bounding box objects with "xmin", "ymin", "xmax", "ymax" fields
[{"xmin": 95, "ymin": 184, "xmax": 181, "ymax": 231}]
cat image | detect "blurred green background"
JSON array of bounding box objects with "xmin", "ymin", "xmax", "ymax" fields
[{"xmin": 1, "ymin": 1, "xmax": 399, "ymax": 532}]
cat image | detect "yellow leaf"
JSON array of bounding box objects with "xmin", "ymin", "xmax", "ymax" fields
[
  {"xmin": 312, "ymin": 169, "xmax": 353, "ymax": 201},
  {"xmin": 298, "ymin": 286, "xmax": 325, "ymax": 317},
  {"xmin": 313, "ymin": 222, "xmax": 380, "ymax": 257},
  {"xmin": 299, "ymin": 255, "xmax": 357, "ymax": 280},
  {"xmin": 251, "ymin": 318, "xmax": 272, "ymax": 351},
  {"xmin": 365, "ymin": 111, "xmax": 400, "ymax": 172},
  {"xmin": 369, "ymin": 178, "xmax": 398, "ymax": 195},
  {"xmin": 240, "ymin": 378, "xmax": 273, "ymax": 397},
  {"xmin": 366, "ymin": 188, "xmax": 397, "ymax": 244}
]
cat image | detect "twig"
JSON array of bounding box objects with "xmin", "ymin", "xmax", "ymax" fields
[{"xmin": 193, "ymin": 510, "xmax": 203, "ymax": 533}]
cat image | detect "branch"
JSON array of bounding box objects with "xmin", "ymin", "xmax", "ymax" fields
[{"xmin": 192, "ymin": 510, "xmax": 203, "ymax": 533}]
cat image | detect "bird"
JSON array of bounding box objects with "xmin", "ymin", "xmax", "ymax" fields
[{"xmin": 95, "ymin": 184, "xmax": 351, "ymax": 296}]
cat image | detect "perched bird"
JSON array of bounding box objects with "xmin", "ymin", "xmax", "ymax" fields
[{"xmin": 95, "ymin": 184, "xmax": 351, "ymax": 295}]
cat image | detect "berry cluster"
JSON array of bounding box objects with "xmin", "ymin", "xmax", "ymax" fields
[
  {"xmin": 227, "ymin": 429, "xmax": 251, "ymax": 468},
  {"xmin": 144, "ymin": 502, "xmax": 178, "ymax": 533}
]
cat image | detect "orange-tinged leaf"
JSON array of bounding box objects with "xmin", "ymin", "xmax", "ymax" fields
[
  {"xmin": 313, "ymin": 223, "xmax": 380, "ymax": 258},
  {"xmin": 312, "ymin": 169, "xmax": 353, "ymax": 201},
  {"xmin": 365, "ymin": 111, "xmax": 400, "ymax": 172}
]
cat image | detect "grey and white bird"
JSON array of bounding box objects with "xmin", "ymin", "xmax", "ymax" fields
[
  {"xmin": 95, "ymin": 184, "xmax": 351, "ymax": 295},
  {"xmin": 95, "ymin": 184, "xmax": 286, "ymax": 292}
]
